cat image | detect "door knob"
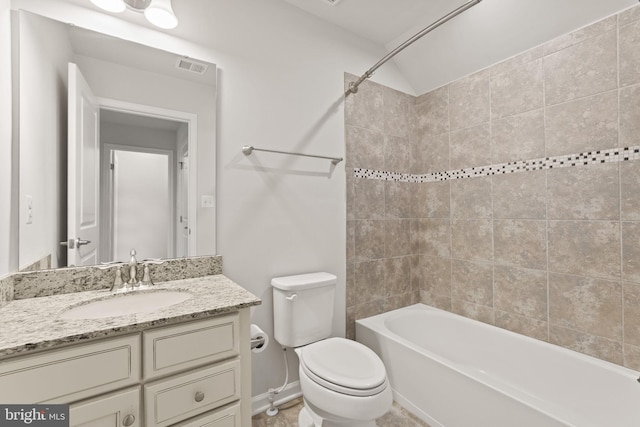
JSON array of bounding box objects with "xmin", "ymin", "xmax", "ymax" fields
[
  {"xmin": 122, "ymin": 414, "xmax": 135, "ymax": 427},
  {"xmin": 59, "ymin": 238, "xmax": 91, "ymax": 249},
  {"xmin": 76, "ymin": 238, "xmax": 91, "ymax": 246},
  {"xmin": 195, "ymin": 391, "xmax": 205, "ymax": 402}
]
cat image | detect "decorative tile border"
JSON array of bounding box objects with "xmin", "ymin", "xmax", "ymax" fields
[{"xmin": 354, "ymin": 146, "xmax": 640, "ymax": 183}]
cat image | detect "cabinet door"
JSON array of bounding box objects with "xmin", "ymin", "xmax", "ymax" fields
[
  {"xmin": 70, "ymin": 387, "xmax": 140, "ymax": 427},
  {"xmin": 172, "ymin": 403, "xmax": 240, "ymax": 427},
  {"xmin": 0, "ymin": 334, "xmax": 140, "ymax": 404}
]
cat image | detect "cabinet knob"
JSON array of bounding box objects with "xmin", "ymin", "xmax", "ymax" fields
[
  {"xmin": 122, "ymin": 414, "xmax": 135, "ymax": 427},
  {"xmin": 195, "ymin": 391, "xmax": 205, "ymax": 402}
]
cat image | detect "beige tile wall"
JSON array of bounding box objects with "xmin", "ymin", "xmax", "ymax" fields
[{"xmin": 345, "ymin": 5, "xmax": 640, "ymax": 370}]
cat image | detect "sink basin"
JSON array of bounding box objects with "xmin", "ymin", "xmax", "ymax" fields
[{"xmin": 60, "ymin": 291, "xmax": 193, "ymax": 320}]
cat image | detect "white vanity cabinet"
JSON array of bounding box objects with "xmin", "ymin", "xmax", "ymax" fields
[{"xmin": 0, "ymin": 309, "xmax": 251, "ymax": 427}]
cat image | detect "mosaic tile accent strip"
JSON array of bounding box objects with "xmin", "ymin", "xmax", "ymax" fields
[{"xmin": 354, "ymin": 146, "xmax": 640, "ymax": 183}]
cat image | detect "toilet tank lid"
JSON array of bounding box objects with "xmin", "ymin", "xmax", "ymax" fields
[{"xmin": 271, "ymin": 272, "xmax": 337, "ymax": 291}]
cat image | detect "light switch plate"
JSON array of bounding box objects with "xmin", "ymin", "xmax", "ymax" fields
[
  {"xmin": 201, "ymin": 195, "xmax": 214, "ymax": 208},
  {"xmin": 26, "ymin": 195, "xmax": 33, "ymax": 224}
]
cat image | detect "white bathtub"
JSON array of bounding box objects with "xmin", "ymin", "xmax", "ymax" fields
[{"xmin": 356, "ymin": 304, "xmax": 640, "ymax": 427}]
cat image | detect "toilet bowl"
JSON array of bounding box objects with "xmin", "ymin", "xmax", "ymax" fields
[
  {"xmin": 271, "ymin": 272, "xmax": 393, "ymax": 426},
  {"xmin": 295, "ymin": 337, "xmax": 392, "ymax": 426}
]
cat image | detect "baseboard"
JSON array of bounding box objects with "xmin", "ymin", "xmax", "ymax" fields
[{"xmin": 252, "ymin": 381, "xmax": 302, "ymax": 416}]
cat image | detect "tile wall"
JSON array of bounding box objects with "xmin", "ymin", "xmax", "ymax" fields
[{"xmin": 345, "ymin": 5, "xmax": 640, "ymax": 370}]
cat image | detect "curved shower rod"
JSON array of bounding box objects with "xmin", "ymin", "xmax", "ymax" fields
[{"xmin": 346, "ymin": 0, "xmax": 483, "ymax": 96}]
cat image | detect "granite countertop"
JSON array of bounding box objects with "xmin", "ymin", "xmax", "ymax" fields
[{"xmin": 0, "ymin": 274, "xmax": 261, "ymax": 359}]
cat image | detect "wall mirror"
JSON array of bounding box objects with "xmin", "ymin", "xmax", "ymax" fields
[{"xmin": 13, "ymin": 10, "xmax": 217, "ymax": 271}]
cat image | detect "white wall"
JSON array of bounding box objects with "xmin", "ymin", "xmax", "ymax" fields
[
  {"xmin": 17, "ymin": 11, "xmax": 73, "ymax": 269},
  {"xmin": 8, "ymin": 0, "xmax": 414, "ymax": 402},
  {"xmin": 0, "ymin": 0, "xmax": 13, "ymax": 277},
  {"xmin": 210, "ymin": 0, "xmax": 412, "ymax": 399}
]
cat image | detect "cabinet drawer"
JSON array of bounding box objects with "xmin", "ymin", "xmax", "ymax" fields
[
  {"xmin": 144, "ymin": 359, "xmax": 240, "ymax": 427},
  {"xmin": 0, "ymin": 335, "xmax": 140, "ymax": 404},
  {"xmin": 70, "ymin": 387, "xmax": 140, "ymax": 427},
  {"xmin": 143, "ymin": 314, "xmax": 239, "ymax": 379},
  {"xmin": 172, "ymin": 403, "xmax": 240, "ymax": 427}
]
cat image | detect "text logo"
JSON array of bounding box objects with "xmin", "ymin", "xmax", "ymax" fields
[{"xmin": 0, "ymin": 405, "xmax": 69, "ymax": 427}]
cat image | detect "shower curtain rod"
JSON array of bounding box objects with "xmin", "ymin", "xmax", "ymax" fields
[{"xmin": 345, "ymin": 0, "xmax": 483, "ymax": 96}]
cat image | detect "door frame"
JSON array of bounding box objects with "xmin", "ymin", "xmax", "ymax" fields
[{"xmin": 97, "ymin": 98, "xmax": 198, "ymax": 257}]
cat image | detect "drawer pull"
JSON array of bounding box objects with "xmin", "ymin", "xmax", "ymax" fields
[
  {"xmin": 194, "ymin": 391, "xmax": 205, "ymax": 402},
  {"xmin": 122, "ymin": 414, "xmax": 135, "ymax": 427}
]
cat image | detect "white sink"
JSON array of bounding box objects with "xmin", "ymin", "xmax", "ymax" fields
[{"xmin": 60, "ymin": 291, "xmax": 193, "ymax": 320}]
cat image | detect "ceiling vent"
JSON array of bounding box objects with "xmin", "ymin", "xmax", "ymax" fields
[
  {"xmin": 176, "ymin": 58, "xmax": 209, "ymax": 75},
  {"xmin": 323, "ymin": 0, "xmax": 343, "ymax": 5}
]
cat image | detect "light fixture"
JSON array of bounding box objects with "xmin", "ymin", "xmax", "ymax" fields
[
  {"xmin": 90, "ymin": 0, "xmax": 178, "ymax": 29},
  {"xmin": 144, "ymin": 0, "xmax": 178, "ymax": 29}
]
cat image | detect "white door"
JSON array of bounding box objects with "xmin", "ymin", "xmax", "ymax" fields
[
  {"xmin": 110, "ymin": 149, "xmax": 171, "ymax": 261},
  {"xmin": 67, "ymin": 63, "xmax": 100, "ymax": 266}
]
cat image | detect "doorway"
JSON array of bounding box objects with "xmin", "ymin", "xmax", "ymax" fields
[
  {"xmin": 107, "ymin": 147, "xmax": 174, "ymax": 261},
  {"xmin": 98, "ymin": 104, "xmax": 193, "ymax": 263}
]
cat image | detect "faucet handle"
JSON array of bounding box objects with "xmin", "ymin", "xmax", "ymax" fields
[
  {"xmin": 140, "ymin": 259, "xmax": 165, "ymax": 287},
  {"xmin": 98, "ymin": 261, "xmax": 126, "ymax": 269},
  {"xmin": 141, "ymin": 263, "xmax": 154, "ymax": 287}
]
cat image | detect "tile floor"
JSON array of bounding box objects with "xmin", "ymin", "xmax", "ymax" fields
[{"xmin": 251, "ymin": 398, "xmax": 431, "ymax": 427}]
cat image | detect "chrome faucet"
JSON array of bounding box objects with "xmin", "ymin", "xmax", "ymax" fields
[
  {"xmin": 128, "ymin": 249, "xmax": 139, "ymax": 287},
  {"xmin": 101, "ymin": 250, "xmax": 163, "ymax": 292}
]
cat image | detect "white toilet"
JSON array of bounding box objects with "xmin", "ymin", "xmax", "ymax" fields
[{"xmin": 272, "ymin": 272, "xmax": 392, "ymax": 427}]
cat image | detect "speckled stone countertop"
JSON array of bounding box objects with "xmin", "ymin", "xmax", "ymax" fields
[{"xmin": 0, "ymin": 274, "xmax": 261, "ymax": 359}]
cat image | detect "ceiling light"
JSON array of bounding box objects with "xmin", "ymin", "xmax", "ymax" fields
[
  {"xmin": 90, "ymin": 0, "xmax": 178, "ymax": 29},
  {"xmin": 144, "ymin": 0, "xmax": 178, "ymax": 29}
]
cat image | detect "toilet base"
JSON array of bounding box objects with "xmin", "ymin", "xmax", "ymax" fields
[{"xmin": 298, "ymin": 401, "xmax": 378, "ymax": 427}]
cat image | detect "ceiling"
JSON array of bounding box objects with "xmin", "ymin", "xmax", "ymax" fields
[
  {"xmin": 67, "ymin": 24, "xmax": 216, "ymax": 86},
  {"xmin": 281, "ymin": 0, "xmax": 639, "ymax": 94},
  {"xmin": 282, "ymin": 0, "xmax": 462, "ymax": 45},
  {"xmin": 69, "ymin": 0, "xmax": 639, "ymax": 95}
]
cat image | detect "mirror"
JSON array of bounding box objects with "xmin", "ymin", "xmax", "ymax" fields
[{"xmin": 14, "ymin": 10, "xmax": 217, "ymax": 271}]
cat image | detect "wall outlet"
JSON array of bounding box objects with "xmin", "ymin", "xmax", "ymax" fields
[
  {"xmin": 26, "ymin": 195, "xmax": 33, "ymax": 224},
  {"xmin": 201, "ymin": 195, "xmax": 215, "ymax": 208}
]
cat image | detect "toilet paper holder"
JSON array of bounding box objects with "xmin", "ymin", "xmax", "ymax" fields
[{"xmin": 251, "ymin": 335, "xmax": 266, "ymax": 350}]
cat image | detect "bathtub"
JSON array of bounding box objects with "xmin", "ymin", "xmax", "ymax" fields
[{"xmin": 356, "ymin": 304, "xmax": 640, "ymax": 427}]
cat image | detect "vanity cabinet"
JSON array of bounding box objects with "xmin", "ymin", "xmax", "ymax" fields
[{"xmin": 0, "ymin": 310, "xmax": 251, "ymax": 427}]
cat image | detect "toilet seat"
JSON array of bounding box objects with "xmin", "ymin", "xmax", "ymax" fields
[{"xmin": 299, "ymin": 337, "xmax": 388, "ymax": 397}]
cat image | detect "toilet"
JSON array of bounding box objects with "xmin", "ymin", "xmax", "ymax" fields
[{"xmin": 272, "ymin": 272, "xmax": 392, "ymax": 427}]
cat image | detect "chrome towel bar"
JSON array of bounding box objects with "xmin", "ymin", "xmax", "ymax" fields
[{"xmin": 242, "ymin": 145, "xmax": 343, "ymax": 165}]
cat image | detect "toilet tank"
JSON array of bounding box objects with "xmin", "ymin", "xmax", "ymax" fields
[{"xmin": 272, "ymin": 272, "xmax": 337, "ymax": 347}]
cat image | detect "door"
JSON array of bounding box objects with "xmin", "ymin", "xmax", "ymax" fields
[
  {"xmin": 67, "ymin": 63, "xmax": 100, "ymax": 266},
  {"xmin": 110, "ymin": 149, "xmax": 172, "ymax": 261}
]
